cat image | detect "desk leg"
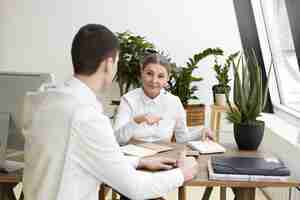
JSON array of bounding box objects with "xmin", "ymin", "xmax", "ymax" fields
[
  {"xmin": 0, "ymin": 183, "xmax": 17, "ymax": 200},
  {"xmin": 220, "ymin": 187, "xmax": 226, "ymax": 200},
  {"xmin": 112, "ymin": 189, "xmax": 119, "ymax": 200},
  {"xmin": 178, "ymin": 186, "xmax": 186, "ymax": 200},
  {"xmin": 19, "ymin": 191, "xmax": 24, "ymax": 200},
  {"xmin": 235, "ymin": 188, "xmax": 255, "ymax": 200},
  {"xmin": 99, "ymin": 184, "xmax": 111, "ymax": 200},
  {"xmin": 201, "ymin": 187, "xmax": 213, "ymax": 200}
]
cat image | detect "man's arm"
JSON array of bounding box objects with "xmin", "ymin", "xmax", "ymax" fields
[{"xmin": 72, "ymin": 106, "xmax": 197, "ymax": 199}]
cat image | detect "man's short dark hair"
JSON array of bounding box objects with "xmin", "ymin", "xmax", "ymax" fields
[{"xmin": 71, "ymin": 24, "xmax": 120, "ymax": 75}]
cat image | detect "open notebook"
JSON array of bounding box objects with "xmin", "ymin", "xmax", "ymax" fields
[
  {"xmin": 187, "ymin": 140, "xmax": 226, "ymax": 154},
  {"xmin": 120, "ymin": 143, "xmax": 173, "ymax": 157}
]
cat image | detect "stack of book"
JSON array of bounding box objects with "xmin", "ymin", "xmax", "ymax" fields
[{"xmin": 208, "ymin": 156, "xmax": 290, "ymax": 181}]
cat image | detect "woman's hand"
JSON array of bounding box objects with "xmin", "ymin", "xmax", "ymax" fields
[
  {"xmin": 134, "ymin": 114, "xmax": 162, "ymax": 125},
  {"xmin": 201, "ymin": 128, "xmax": 214, "ymax": 141}
]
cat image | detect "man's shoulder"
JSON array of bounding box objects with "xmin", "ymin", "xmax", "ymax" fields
[{"xmin": 37, "ymin": 91, "xmax": 81, "ymax": 107}]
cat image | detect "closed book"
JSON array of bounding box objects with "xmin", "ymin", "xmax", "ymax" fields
[{"xmin": 208, "ymin": 156, "xmax": 290, "ymax": 181}]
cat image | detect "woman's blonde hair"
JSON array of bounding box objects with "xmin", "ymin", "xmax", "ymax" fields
[{"xmin": 141, "ymin": 53, "xmax": 171, "ymax": 75}]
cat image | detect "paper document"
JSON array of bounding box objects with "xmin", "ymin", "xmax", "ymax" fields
[
  {"xmin": 120, "ymin": 144, "xmax": 158, "ymax": 157},
  {"xmin": 138, "ymin": 143, "xmax": 173, "ymax": 153},
  {"xmin": 121, "ymin": 143, "xmax": 173, "ymax": 157},
  {"xmin": 3, "ymin": 160, "xmax": 24, "ymax": 172},
  {"xmin": 187, "ymin": 140, "xmax": 225, "ymax": 154}
]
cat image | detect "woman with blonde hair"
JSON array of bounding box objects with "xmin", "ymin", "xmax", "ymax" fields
[{"xmin": 114, "ymin": 53, "xmax": 211, "ymax": 145}]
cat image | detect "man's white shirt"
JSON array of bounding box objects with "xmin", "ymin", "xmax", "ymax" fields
[
  {"xmin": 23, "ymin": 77, "xmax": 184, "ymax": 200},
  {"xmin": 114, "ymin": 88, "xmax": 203, "ymax": 145}
]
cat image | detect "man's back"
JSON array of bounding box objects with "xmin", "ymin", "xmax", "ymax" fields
[
  {"xmin": 23, "ymin": 77, "xmax": 185, "ymax": 200},
  {"xmin": 23, "ymin": 91, "xmax": 80, "ymax": 200}
]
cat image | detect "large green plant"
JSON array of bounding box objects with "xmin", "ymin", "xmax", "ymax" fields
[
  {"xmin": 225, "ymin": 50, "xmax": 272, "ymax": 125},
  {"xmin": 167, "ymin": 48, "xmax": 223, "ymax": 105},
  {"xmin": 115, "ymin": 31, "xmax": 157, "ymax": 96}
]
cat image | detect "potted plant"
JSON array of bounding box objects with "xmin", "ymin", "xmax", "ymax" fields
[
  {"xmin": 212, "ymin": 51, "xmax": 239, "ymax": 106},
  {"xmin": 114, "ymin": 31, "xmax": 157, "ymax": 100},
  {"xmin": 225, "ymin": 50, "xmax": 272, "ymax": 150},
  {"xmin": 167, "ymin": 48, "xmax": 223, "ymax": 126}
]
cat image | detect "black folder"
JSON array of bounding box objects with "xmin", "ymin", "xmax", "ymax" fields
[{"xmin": 211, "ymin": 156, "xmax": 290, "ymax": 176}]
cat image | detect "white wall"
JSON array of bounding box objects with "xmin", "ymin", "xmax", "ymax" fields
[{"xmin": 0, "ymin": 0, "xmax": 241, "ymax": 106}]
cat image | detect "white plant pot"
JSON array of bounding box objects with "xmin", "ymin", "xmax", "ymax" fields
[{"xmin": 215, "ymin": 93, "xmax": 226, "ymax": 106}]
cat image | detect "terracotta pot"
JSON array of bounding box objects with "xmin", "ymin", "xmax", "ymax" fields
[{"xmin": 184, "ymin": 104, "xmax": 205, "ymax": 127}]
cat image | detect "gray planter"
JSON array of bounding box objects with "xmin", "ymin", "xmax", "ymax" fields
[{"xmin": 233, "ymin": 121, "xmax": 265, "ymax": 150}]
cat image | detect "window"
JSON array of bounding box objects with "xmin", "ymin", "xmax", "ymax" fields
[{"xmin": 252, "ymin": 0, "xmax": 300, "ymax": 116}]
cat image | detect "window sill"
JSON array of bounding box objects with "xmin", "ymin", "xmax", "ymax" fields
[
  {"xmin": 273, "ymin": 103, "xmax": 300, "ymax": 126},
  {"xmin": 260, "ymin": 112, "xmax": 300, "ymax": 148}
]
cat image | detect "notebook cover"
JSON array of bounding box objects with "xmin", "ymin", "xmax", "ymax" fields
[{"xmin": 211, "ymin": 156, "xmax": 290, "ymax": 176}]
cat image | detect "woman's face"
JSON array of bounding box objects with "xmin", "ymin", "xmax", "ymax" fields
[{"xmin": 141, "ymin": 63, "xmax": 169, "ymax": 98}]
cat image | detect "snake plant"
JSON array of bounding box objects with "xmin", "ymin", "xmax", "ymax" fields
[{"xmin": 225, "ymin": 50, "xmax": 272, "ymax": 125}]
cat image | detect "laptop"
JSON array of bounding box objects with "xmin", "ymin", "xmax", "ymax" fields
[{"xmin": 0, "ymin": 112, "xmax": 24, "ymax": 173}]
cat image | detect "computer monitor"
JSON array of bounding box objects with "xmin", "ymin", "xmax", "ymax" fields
[{"xmin": 0, "ymin": 72, "xmax": 54, "ymax": 151}]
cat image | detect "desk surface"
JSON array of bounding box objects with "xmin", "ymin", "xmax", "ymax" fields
[
  {"xmin": 0, "ymin": 152, "xmax": 23, "ymax": 183},
  {"xmin": 0, "ymin": 170, "xmax": 22, "ymax": 183},
  {"xmin": 1, "ymin": 143, "xmax": 299, "ymax": 189},
  {"xmin": 157, "ymin": 142, "xmax": 300, "ymax": 188}
]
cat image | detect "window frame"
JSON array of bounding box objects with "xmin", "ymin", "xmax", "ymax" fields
[{"xmin": 234, "ymin": 0, "xmax": 300, "ymax": 124}]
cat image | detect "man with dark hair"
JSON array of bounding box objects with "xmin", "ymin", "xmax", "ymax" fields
[
  {"xmin": 71, "ymin": 24, "xmax": 119, "ymax": 75},
  {"xmin": 23, "ymin": 24, "xmax": 198, "ymax": 200}
]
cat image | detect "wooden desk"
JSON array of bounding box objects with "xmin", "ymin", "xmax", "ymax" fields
[
  {"xmin": 3, "ymin": 143, "xmax": 300, "ymax": 200},
  {"xmin": 0, "ymin": 152, "xmax": 24, "ymax": 200},
  {"xmin": 156, "ymin": 142, "xmax": 300, "ymax": 200},
  {"xmin": 0, "ymin": 170, "xmax": 22, "ymax": 200}
]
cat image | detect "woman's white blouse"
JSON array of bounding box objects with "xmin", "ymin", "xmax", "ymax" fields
[{"xmin": 114, "ymin": 88, "xmax": 202, "ymax": 144}]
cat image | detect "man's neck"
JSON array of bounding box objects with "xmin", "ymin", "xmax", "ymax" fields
[{"xmin": 74, "ymin": 74, "xmax": 103, "ymax": 93}]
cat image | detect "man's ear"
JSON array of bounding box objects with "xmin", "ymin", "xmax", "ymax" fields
[{"xmin": 103, "ymin": 57, "xmax": 114, "ymax": 73}]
